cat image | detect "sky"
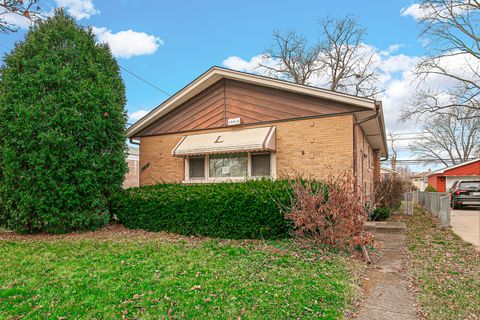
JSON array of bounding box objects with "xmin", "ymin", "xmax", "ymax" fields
[{"xmin": 0, "ymin": 0, "xmax": 448, "ymax": 172}]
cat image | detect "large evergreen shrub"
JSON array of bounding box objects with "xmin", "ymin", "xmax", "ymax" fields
[
  {"xmin": 109, "ymin": 180, "xmax": 292, "ymax": 239},
  {"xmin": 0, "ymin": 10, "xmax": 127, "ymax": 233}
]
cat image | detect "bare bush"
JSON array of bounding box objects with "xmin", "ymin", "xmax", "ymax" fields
[
  {"xmin": 374, "ymin": 174, "xmax": 412, "ymax": 210},
  {"xmin": 283, "ymin": 173, "xmax": 374, "ymax": 251}
]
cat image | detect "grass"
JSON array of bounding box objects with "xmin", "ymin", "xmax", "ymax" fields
[
  {"xmin": 0, "ymin": 227, "xmax": 361, "ymax": 319},
  {"xmin": 401, "ymin": 206, "xmax": 480, "ymax": 320}
]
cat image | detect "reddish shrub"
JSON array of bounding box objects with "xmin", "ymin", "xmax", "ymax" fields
[
  {"xmin": 283, "ymin": 173, "xmax": 374, "ymax": 251},
  {"xmin": 374, "ymin": 174, "xmax": 412, "ymax": 210}
]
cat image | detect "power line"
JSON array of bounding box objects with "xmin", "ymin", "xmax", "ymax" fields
[
  {"xmin": 119, "ymin": 65, "xmax": 171, "ymax": 97},
  {"xmin": 1, "ymin": 44, "xmax": 172, "ymax": 98}
]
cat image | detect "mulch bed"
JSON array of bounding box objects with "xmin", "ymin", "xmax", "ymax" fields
[{"xmin": 0, "ymin": 223, "xmax": 210, "ymax": 243}]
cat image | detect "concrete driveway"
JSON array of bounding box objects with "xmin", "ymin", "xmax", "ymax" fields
[{"xmin": 451, "ymin": 207, "xmax": 480, "ymax": 248}]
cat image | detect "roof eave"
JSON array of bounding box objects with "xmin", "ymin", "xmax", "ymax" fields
[{"xmin": 126, "ymin": 66, "xmax": 377, "ymax": 138}]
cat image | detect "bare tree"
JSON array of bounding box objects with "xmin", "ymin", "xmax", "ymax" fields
[
  {"xmin": 411, "ymin": 107, "xmax": 480, "ymax": 166},
  {"xmin": 318, "ymin": 16, "xmax": 381, "ymax": 98},
  {"xmin": 402, "ymin": 0, "xmax": 480, "ymax": 119},
  {"xmin": 260, "ymin": 31, "xmax": 321, "ymax": 85},
  {"xmin": 0, "ymin": 0, "xmax": 42, "ymax": 34},
  {"xmin": 261, "ymin": 16, "xmax": 381, "ymax": 98},
  {"xmin": 388, "ymin": 131, "xmax": 398, "ymax": 160}
]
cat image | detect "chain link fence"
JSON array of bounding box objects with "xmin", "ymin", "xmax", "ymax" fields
[{"xmin": 404, "ymin": 191, "xmax": 451, "ymax": 228}]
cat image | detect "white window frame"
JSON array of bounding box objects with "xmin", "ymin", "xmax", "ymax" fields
[{"xmin": 183, "ymin": 151, "xmax": 276, "ymax": 183}]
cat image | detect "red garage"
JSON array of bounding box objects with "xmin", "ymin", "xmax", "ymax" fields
[{"xmin": 427, "ymin": 158, "xmax": 480, "ymax": 192}]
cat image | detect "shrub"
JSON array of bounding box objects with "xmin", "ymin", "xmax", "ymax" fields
[
  {"xmin": 424, "ymin": 185, "xmax": 437, "ymax": 192},
  {"xmin": 374, "ymin": 174, "xmax": 408, "ymax": 210},
  {"xmin": 0, "ymin": 10, "xmax": 127, "ymax": 233},
  {"xmin": 283, "ymin": 174, "xmax": 374, "ymax": 250},
  {"xmin": 370, "ymin": 207, "xmax": 390, "ymax": 221},
  {"xmin": 109, "ymin": 179, "xmax": 292, "ymax": 239}
]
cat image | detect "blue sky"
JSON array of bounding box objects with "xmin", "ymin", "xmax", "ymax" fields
[{"xmin": 0, "ymin": 0, "xmax": 441, "ymax": 171}]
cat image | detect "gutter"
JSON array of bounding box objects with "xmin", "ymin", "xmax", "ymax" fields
[
  {"xmin": 355, "ymin": 101, "xmax": 388, "ymax": 160},
  {"xmin": 129, "ymin": 138, "xmax": 140, "ymax": 145}
]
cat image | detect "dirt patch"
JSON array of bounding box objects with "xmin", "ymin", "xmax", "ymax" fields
[{"xmin": 0, "ymin": 223, "xmax": 213, "ymax": 243}]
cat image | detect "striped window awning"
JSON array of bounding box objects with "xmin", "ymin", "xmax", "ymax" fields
[{"xmin": 172, "ymin": 126, "xmax": 276, "ymax": 157}]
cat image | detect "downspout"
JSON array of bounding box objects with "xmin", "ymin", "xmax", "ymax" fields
[{"xmin": 355, "ymin": 103, "xmax": 388, "ymax": 161}]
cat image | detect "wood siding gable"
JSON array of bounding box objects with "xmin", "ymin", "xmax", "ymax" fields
[{"xmin": 137, "ymin": 79, "xmax": 367, "ymax": 136}]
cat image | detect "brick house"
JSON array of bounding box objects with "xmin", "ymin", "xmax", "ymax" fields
[
  {"xmin": 126, "ymin": 67, "xmax": 388, "ymax": 198},
  {"xmin": 427, "ymin": 158, "xmax": 480, "ymax": 192}
]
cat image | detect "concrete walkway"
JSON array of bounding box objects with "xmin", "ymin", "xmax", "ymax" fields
[
  {"xmin": 355, "ymin": 231, "xmax": 417, "ymax": 320},
  {"xmin": 451, "ymin": 207, "xmax": 480, "ymax": 248}
]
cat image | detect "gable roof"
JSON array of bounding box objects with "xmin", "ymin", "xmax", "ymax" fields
[
  {"xmin": 428, "ymin": 158, "xmax": 480, "ymax": 176},
  {"xmin": 127, "ymin": 66, "xmax": 388, "ymax": 156}
]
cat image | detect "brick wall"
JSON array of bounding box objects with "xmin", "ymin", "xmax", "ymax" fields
[
  {"xmin": 372, "ymin": 149, "xmax": 381, "ymax": 187},
  {"xmin": 354, "ymin": 124, "xmax": 374, "ymax": 200},
  {"xmin": 138, "ymin": 115, "xmax": 355, "ymax": 185},
  {"xmin": 139, "ymin": 134, "xmax": 185, "ymax": 185},
  {"xmin": 275, "ymin": 115, "xmax": 354, "ymax": 178}
]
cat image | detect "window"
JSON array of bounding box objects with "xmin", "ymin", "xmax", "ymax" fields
[
  {"xmin": 185, "ymin": 152, "xmax": 273, "ymax": 182},
  {"xmin": 209, "ymin": 153, "xmax": 247, "ymax": 178},
  {"xmin": 459, "ymin": 181, "xmax": 480, "ymax": 189},
  {"xmin": 251, "ymin": 153, "xmax": 271, "ymax": 176},
  {"xmin": 189, "ymin": 157, "xmax": 205, "ymax": 178}
]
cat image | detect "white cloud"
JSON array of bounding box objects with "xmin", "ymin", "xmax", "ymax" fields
[
  {"xmin": 400, "ymin": 3, "xmax": 425, "ymax": 20},
  {"xmin": 223, "ymin": 54, "xmax": 279, "ymax": 74},
  {"xmin": 400, "ymin": 2, "xmax": 470, "ymax": 21},
  {"xmin": 380, "ymin": 44, "xmax": 404, "ymax": 56},
  {"xmin": 92, "ymin": 27, "xmax": 163, "ymax": 59},
  {"xmin": 0, "ymin": 9, "xmax": 33, "ymax": 29},
  {"xmin": 128, "ymin": 109, "xmax": 150, "ymax": 122},
  {"xmin": 378, "ymin": 54, "xmax": 418, "ymax": 74},
  {"xmin": 54, "ymin": 0, "xmax": 99, "ymax": 20},
  {"xmin": 221, "ymin": 44, "xmax": 478, "ymax": 135},
  {"xmin": 0, "ymin": 0, "xmax": 98, "ymax": 32}
]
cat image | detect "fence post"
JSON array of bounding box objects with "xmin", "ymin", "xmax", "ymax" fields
[
  {"xmin": 439, "ymin": 195, "xmax": 451, "ymax": 228},
  {"xmin": 403, "ymin": 192, "xmax": 412, "ymax": 215}
]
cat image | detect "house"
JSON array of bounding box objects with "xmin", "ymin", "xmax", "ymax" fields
[
  {"xmin": 427, "ymin": 158, "xmax": 480, "ymax": 192},
  {"xmin": 380, "ymin": 167, "xmax": 396, "ymax": 180},
  {"xmin": 126, "ymin": 67, "xmax": 388, "ymax": 199},
  {"xmin": 123, "ymin": 146, "xmax": 139, "ymax": 188},
  {"xmin": 411, "ymin": 171, "xmax": 430, "ymax": 191}
]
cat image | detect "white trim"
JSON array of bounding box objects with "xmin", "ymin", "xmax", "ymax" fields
[
  {"xmin": 183, "ymin": 151, "xmax": 274, "ymax": 183},
  {"xmin": 184, "ymin": 157, "xmax": 189, "ymax": 181},
  {"xmin": 270, "ymin": 152, "xmax": 276, "ymax": 178},
  {"xmin": 428, "ymin": 158, "xmax": 480, "ymax": 176},
  {"xmin": 247, "ymin": 152, "xmax": 252, "ymax": 177}
]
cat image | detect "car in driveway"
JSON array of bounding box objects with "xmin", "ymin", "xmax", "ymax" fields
[{"xmin": 450, "ymin": 180, "xmax": 480, "ymax": 209}]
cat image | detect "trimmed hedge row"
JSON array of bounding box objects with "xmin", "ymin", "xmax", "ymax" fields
[{"xmin": 109, "ymin": 180, "xmax": 293, "ymax": 239}]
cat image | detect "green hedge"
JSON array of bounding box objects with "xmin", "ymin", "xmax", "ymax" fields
[{"xmin": 109, "ymin": 180, "xmax": 293, "ymax": 239}]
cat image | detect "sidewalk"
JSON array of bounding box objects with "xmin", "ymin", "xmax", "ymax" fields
[{"xmin": 355, "ymin": 231, "xmax": 417, "ymax": 320}]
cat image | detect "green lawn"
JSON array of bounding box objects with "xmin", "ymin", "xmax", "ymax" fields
[
  {"xmin": 0, "ymin": 228, "xmax": 361, "ymax": 319},
  {"xmin": 402, "ymin": 206, "xmax": 480, "ymax": 320}
]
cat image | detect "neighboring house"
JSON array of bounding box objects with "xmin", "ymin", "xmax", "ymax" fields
[
  {"xmin": 123, "ymin": 146, "xmax": 139, "ymax": 188},
  {"xmin": 411, "ymin": 171, "xmax": 430, "ymax": 191},
  {"xmin": 427, "ymin": 158, "xmax": 480, "ymax": 192},
  {"xmin": 126, "ymin": 67, "xmax": 388, "ymax": 199},
  {"xmin": 380, "ymin": 167, "xmax": 396, "ymax": 180}
]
